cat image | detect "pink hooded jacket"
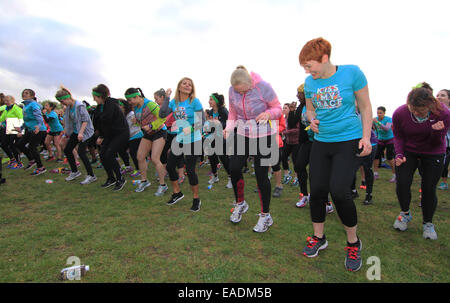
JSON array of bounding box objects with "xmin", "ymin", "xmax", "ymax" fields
[{"xmin": 226, "ymin": 72, "xmax": 282, "ymax": 138}]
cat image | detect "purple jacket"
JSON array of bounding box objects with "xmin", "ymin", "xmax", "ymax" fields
[{"xmin": 392, "ymin": 104, "xmax": 450, "ymax": 157}]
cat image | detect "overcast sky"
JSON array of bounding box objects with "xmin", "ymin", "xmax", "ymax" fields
[{"xmin": 0, "ymin": 0, "xmax": 448, "ymax": 116}]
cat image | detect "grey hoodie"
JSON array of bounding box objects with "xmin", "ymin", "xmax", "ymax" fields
[{"xmin": 64, "ymin": 100, "xmax": 94, "ymax": 142}]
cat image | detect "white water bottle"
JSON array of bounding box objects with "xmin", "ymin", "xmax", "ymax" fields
[{"xmin": 60, "ymin": 265, "xmax": 90, "ymax": 280}]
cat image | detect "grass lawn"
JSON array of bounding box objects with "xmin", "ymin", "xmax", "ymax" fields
[{"xmin": 0, "ymin": 156, "xmax": 448, "ymax": 283}]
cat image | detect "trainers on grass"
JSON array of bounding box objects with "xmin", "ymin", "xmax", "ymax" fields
[
  {"xmin": 393, "ymin": 211, "xmax": 412, "ymax": 231},
  {"xmin": 302, "ymin": 235, "xmax": 328, "ymax": 258},
  {"xmin": 345, "ymin": 240, "xmax": 363, "ymax": 272},
  {"xmin": 65, "ymin": 171, "xmax": 81, "ymax": 181},
  {"xmin": 230, "ymin": 201, "xmax": 249, "ymax": 223},
  {"xmin": 423, "ymin": 223, "xmax": 437, "ymax": 240},
  {"xmin": 253, "ymin": 213, "xmax": 273, "ymax": 233},
  {"xmin": 167, "ymin": 192, "xmax": 184, "ymax": 205},
  {"xmin": 80, "ymin": 175, "xmax": 97, "ymax": 185}
]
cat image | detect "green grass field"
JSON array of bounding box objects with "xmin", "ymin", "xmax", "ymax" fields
[{"xmin": 0, "ymin": 156, "xmax": 448, "ymax": 283}]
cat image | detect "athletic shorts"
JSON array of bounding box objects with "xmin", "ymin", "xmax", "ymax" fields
[
  {"xmin": 375, "ymin": 142, "xmax": 395, "ymax": 160},
  {"xmin": 48, "ymin": 131, "xmax": 62, "ymax": 137},
  {"xmin": 142, "ymin": 129, "xmax": 167, "ymax": 142}
]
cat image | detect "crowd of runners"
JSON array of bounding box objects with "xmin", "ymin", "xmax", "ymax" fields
[{"xmin": 1, "ymin": 37, "xmax": 449, "ymax": 272}]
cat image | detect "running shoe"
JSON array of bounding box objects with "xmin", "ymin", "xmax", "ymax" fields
[
  {"xmin": 101, "ymin": 178, "xmax": 116, "ymax": 188},
  {"xmin": 291, "ymin": 177, "xmax": 299, "ymax": 186},
  {"xmin": 225, "ymin": 177, "xmax": 233, "ymax": 189},
  {"xmin": 113, "ymin": 178, "xmax": 127, "ymax": 191},
  {"xmin": 437, "ymin": 182, "xmax": 448, "ymax": 190},
  {"xmin": 80, "ymin": 175, "xmax": 97, "ymax": 185},
  {"xmin": 302, "ymin": 235, "xmax": 328, "ymax": 258},
  {"xmin": 374, "ymin": 172, "xmax": 379, "ymax": 180},
  {"xmin": 30, "ymin": 167, "xmax": 47, "ymax": 176},
  {"xmin": 272, "ymin": 186, "xmax": 283, "ymax": 198},
  {"xmin": 65, "ymin": 171, "xmax": 82, "ymax": 181},
  {"xmin": 282, "ymin": 175, "xmax": 292, "ymax": 185},
  {"xmin": 345, "ymin": 240, "xmax": 363, "ymax": 272},
  {"xmin": 423, "ymin": 223, "xmax": 438, "ymax": 240},
  {"xmin": 178, "ymin": 175, "xmax": 185, "ymax": 184},
  {"xmin": 359, "ymin": 181, "xmax": 367, "ymax": 189},
  {"xmin": 208, "ymin": 175, "xmax": 219, "ymax": 185},
  {"xmin": 167, "ymin": 192, "xmax": 184, "ymax": 205},
  {"xmin": 46, "ymin": 156, "xmax": 56, "ymax": 162},
  {"xmin": 10, "ymin": 162, "xmax": 24, "ymax": 169},
  {"xmin": 393, "ymin": 211, "xmax": 412, "ymax": 231},
  {"xmin": 56, "ymin": 158, "xmax": 64, "ymax": 163},
  {"xmin": 24, "ymin": 161, "xmax": 36, "ymax": 170},
  {"xmin": 120, "ymin": 166, "xmax": 133, "ymax": 175},
  {"xmin": 6, "ymin": 160, "xmax": 16, "ymax": 168},
  {"xmin": 389, "ymin": 175, "xmax": 396, "ymax": 183},
  {"xmin": 130, "ymin": 170, "xmax": 141, "ymax": 177},
  {"xmin": 363, "ymin": 194, "xmax": 373, "ymax": 205},
  {"xmin": 190, "ymin": 199, "xmax": 201, "ymax": 212},
  {"xmin": 230, "ymin": 201, "xmax": 249, "ymax": 223},
  {"xmin": 154, "ymin": 184, "xmax": 168, "ymax": 196},
  {"xmin": 326, "ymin": 201, "xmax": 334, "ymax": 214},
  {"xmin": 135, "ymin": 180, "xmax": 151, "ymax": 193},
  {"xmin": 242, "ymin": 167, "xmax": 250, "ymax": 174},
  {"xmin": 296, "ymin": 194, "xmax": 309, "ymax": 208},
  {"xmin": 351, "ymin": 190, "xmax": 359, "ymax": 200},
  {"xmin": 253, "ymin": 213, "xmax": 273, "ymax": 233}
]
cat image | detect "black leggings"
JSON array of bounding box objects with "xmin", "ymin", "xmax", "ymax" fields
[
  {"xmin": 442, "ymin": 147, "xmax": 449, "ymax": 178},
  {"xmin": 295, "ymin": 140, "xmax": 312, "ymax": 196},
  {"xmin": 282, "ymin": 143, "xmax": 300, "ymax": 171},
  {"xmin": 228, "ymin": 134, "xmax": 274, "ymax": 213},
  {"xmin": 395, "ymin": 151, "xmax": 444, "ymax": 223},
  {"xmin": 100, "ymin": 132, "xmax": 129, "ymax": 181},
  {"xmin": 64, "ymin": 133, "xmax": 94, "ymax": 176},
  {"xmin": 15, "ymin": 130, "xmax": 47, "ymax": 168},
  {"xmin": 1, "ymin": 128, "xmax": 20, "ymax": 162},
  {"xmin": 352, "ymin": 145, "xmax": 377, "ymax": 195},
  {"xmin": 309, "ymin": 139, "xmax": 361, "ymax": 227},
  {"xmin": 167, "ymin": 142, "xmax": 199, "ymax": 186}
]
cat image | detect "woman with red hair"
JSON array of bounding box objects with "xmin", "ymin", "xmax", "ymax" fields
[{"xmin": 298, "ymin": 37, "xmax": 373, "ymax": 272}]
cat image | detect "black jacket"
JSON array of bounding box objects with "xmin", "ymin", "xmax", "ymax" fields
[{"xmin": 93, "ymin": 97, "xmax": 129, "ymax": 139}]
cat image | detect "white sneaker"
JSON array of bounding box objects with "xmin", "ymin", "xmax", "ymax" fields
[
  {"xmin": 423, "ymin": 223, "xmax": 437, "ymax": 240},
  {"xmin": 208, "ymin": 175, "xmax": 219, "ymax": 185},
  {"xmin": 155, "ymin": 184, "xmax": 168, "ymax": 196},
  {"xmin": 296, "ymin": 195, "xmax": 310, "ymax": 208},
  {"xmin": 230, "ymin": 201, "xmax": 249, "ymax": 223},
  {"xmin": 326, "ymin": 202, "xmax": 334, "ymax": 214},
  {"xmin": 80, "ymin": 175, "xmax": 97, "ymax": 185},
  {"xmin": 225, "ymin": 177, "xmax": 233, "ymax": 189},
  {"xmin": 135, "ymin": 180, "xmax": 151, "ymax": 193},
  {"xmin": 65, "ymin": 171, "xmax": 82, "ymax": 181},
  {"xmin": 253, "ymin": 213, "xmax": 274, "ymax": 233}
]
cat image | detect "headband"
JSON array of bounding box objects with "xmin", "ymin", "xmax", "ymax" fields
[
  {"xmin": 92, "ymin": 91, "xmax": 102, "ymax": 97},
  {"xmin": 211, "ymin": 94, "xmax": 220, "ymax": 105},
  {"xmin": 56, "ymin": 94, "xmax": 71, "ymax": 101},
  {"xmin": 125, "ymin": 92, "xmax": 141, "ymax": 99}
]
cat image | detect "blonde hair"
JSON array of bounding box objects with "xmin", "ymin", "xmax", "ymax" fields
[
  {"xmin": 230, "ymin": 65, "xmax": 252, "ymax": 87},
  {"xmin": 55, "ymin": 85, "xmax": 72, "ymax": 100},
  {"xmin": 174, "ymin": 77, "xmax": 196, "ymax": 103}
]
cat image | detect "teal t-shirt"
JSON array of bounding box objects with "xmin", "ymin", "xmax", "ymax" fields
[
  {"xmin": 46, "ymin": 111, "xmax": 64, "ymax": 133},
  {"xmin": 169, "ymin": 98, "xmax": 203, "ymax": 143},
  {"xmin": 304, "ymin": 65, "xmax": 367, "ymax": 143},
  {"xmin": 374, "ymin": 116, "xmax": 394, "ymax": 141}
]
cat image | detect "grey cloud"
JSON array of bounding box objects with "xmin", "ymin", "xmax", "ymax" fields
[{"xmin": 0, "ymin": 16, "xmax": 105, "ymax": 95}]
